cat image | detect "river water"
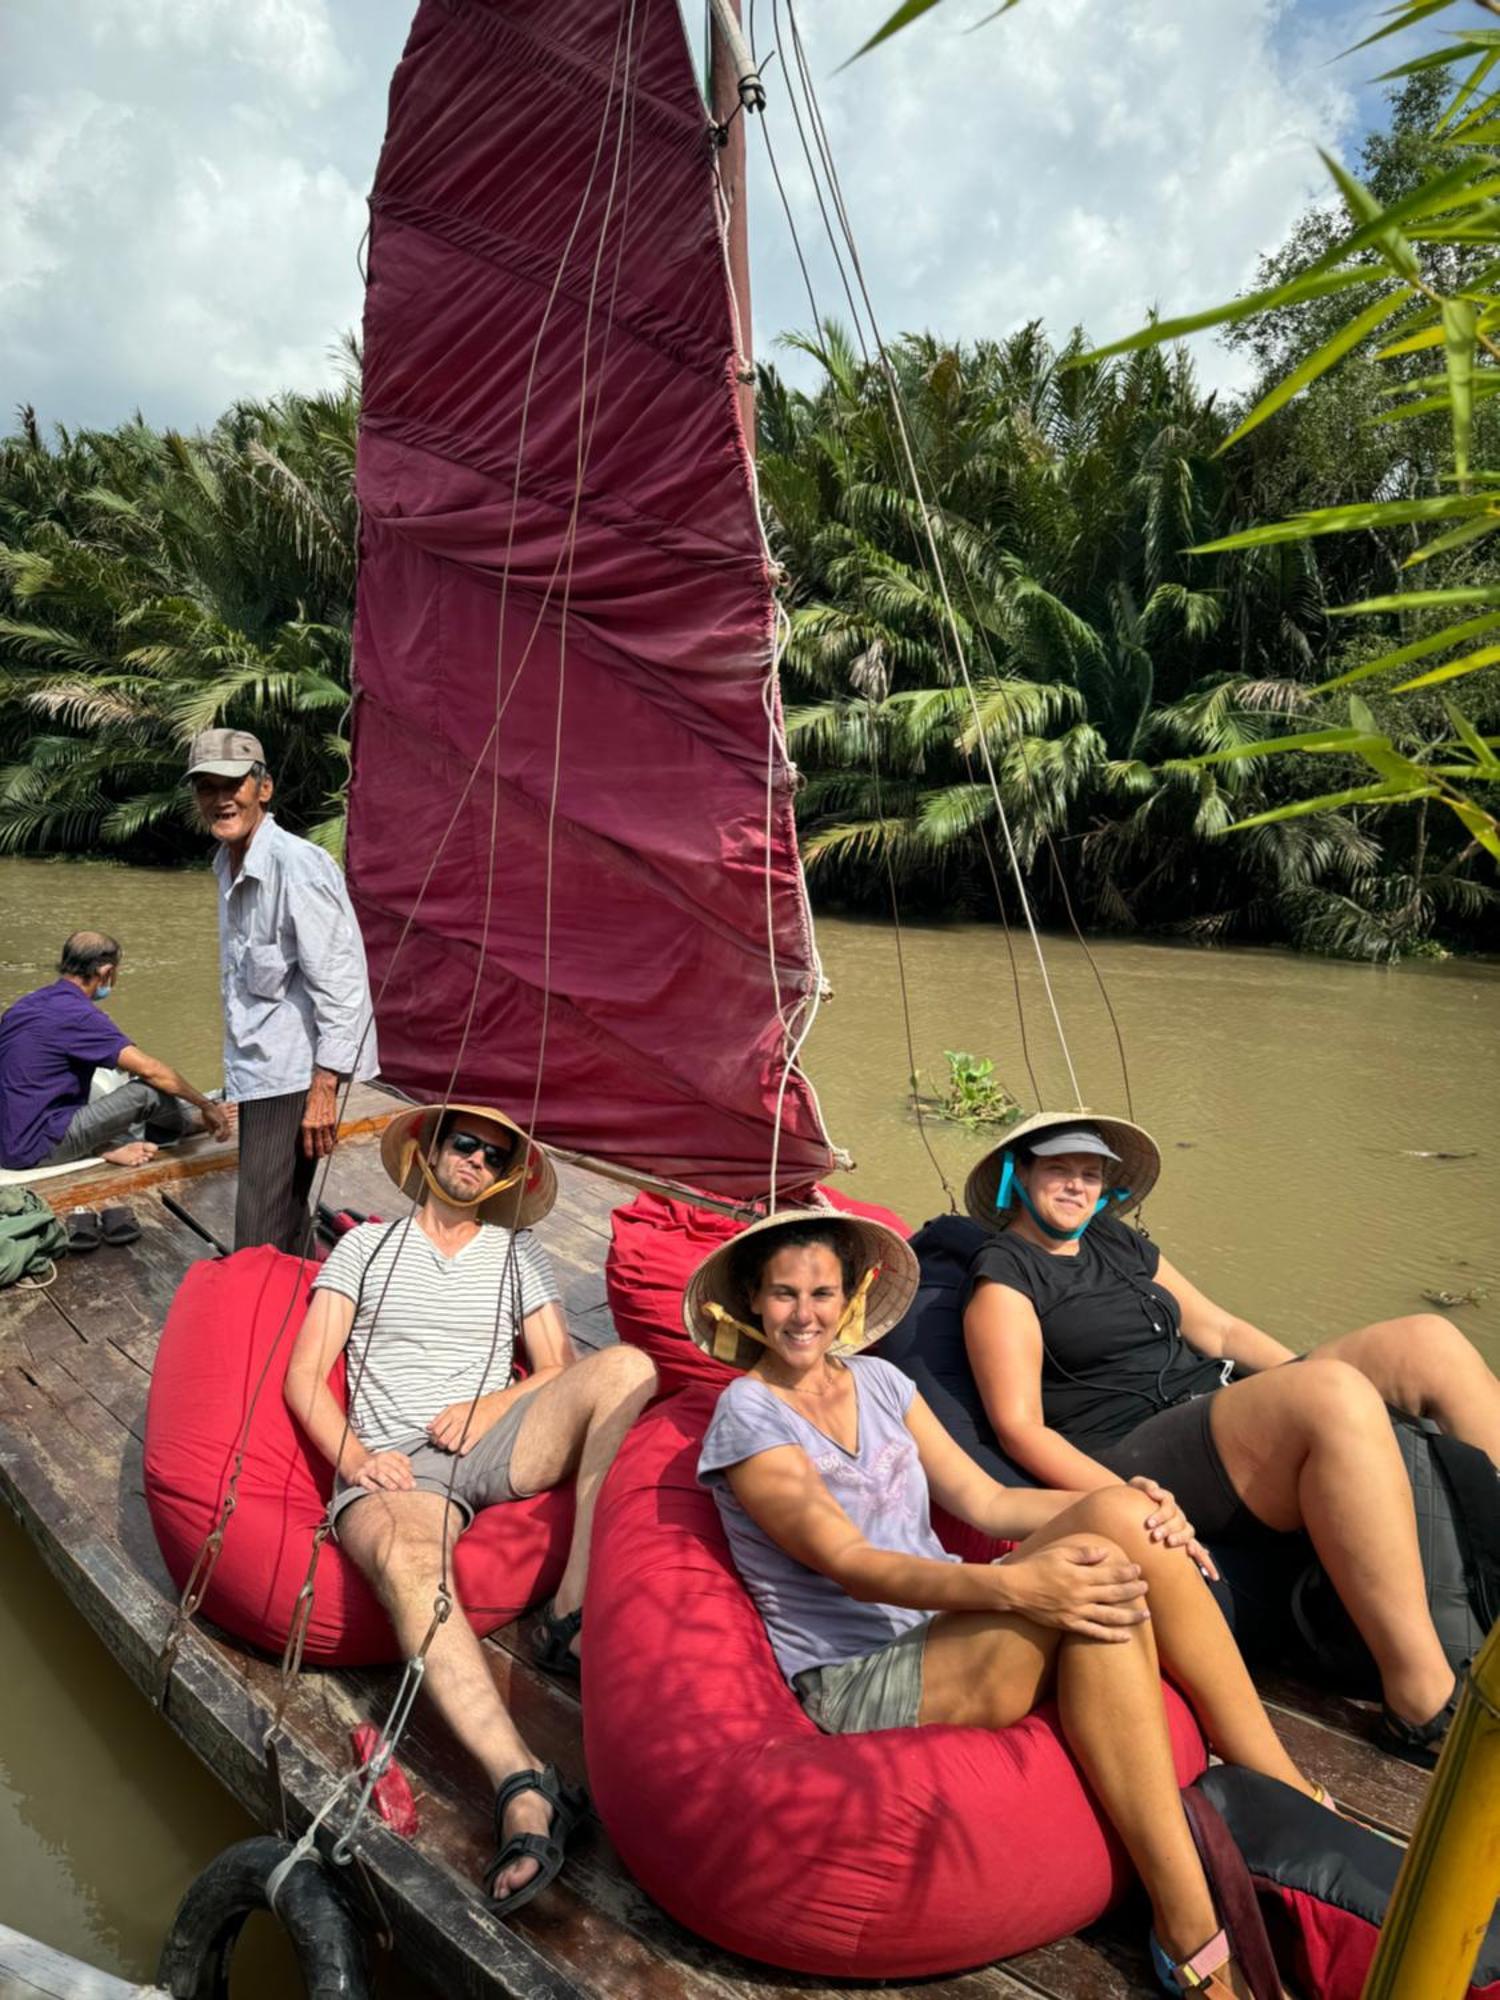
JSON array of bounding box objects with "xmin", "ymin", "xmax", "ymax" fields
[{"xmin": 0, "ymin": 856, "xmax": 1496, "ymax": 1984}]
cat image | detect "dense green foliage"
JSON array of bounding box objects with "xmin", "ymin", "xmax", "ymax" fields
[
  {"xmin": 0, "ymin": 361, "xmax": 358, "ymax": 862},
  {"xmin": 2, "ymin": 79, "xmax": 1496, "ymax": 958}
]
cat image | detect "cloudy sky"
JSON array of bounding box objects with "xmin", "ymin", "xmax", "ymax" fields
[{"xmin": 1, "ymin": 0, "xmax": 1437, "ymax": 433}]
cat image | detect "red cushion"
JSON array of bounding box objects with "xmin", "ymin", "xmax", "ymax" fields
[
  {"xmin": 582, "ymin": 1386, "xmax": 1207, "ymax": 1977},
  {"xmin": 606, "ymin": 1185, "xmax": 911, "ymax": 1398},
  {"xmin": 144, "ymin": 1246, "xmax": 574, "ymax": 1666}
]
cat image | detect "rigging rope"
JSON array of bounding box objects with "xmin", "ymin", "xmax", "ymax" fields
[{"xmin": 770, "ymin": 0, "xmax": 1087, "ymax": 1109}]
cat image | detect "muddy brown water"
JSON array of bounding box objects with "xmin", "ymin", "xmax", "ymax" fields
[{"xmin": 0, "ymin": 856, "xmax": 1496, "ymax": 1984}]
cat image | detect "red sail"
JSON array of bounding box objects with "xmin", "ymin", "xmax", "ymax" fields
[{"xmin": 347, "ymin": 0, "xmax": 836, "ymax": 1200}]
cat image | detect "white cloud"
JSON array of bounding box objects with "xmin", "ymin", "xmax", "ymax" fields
[
  {"xmin": 0, "ymin": 0, "xmax": 1441, "ymax": 430},
  {"xmin": 88, "ymin": 0, "xmax": 353, "ymax": 108},
  {"xmin": 745, "ymin": 0, "xmax": 1364, "ymax": 395}
]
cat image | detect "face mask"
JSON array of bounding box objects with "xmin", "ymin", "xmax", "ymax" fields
[{"xmin": 96, "ymin": 983, "xmax": 113, "ymax": 1000}]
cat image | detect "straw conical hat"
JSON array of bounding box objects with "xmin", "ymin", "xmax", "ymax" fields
[
  {"xmin": 964, "ymin": 1110, "xmax": 1160, "ymax": 1230},
  {"xmin": 682, "ymin": 1208, "xmax": 919, "ymax": 1372},
  {"xmin": 380, "ymin": 1101, "xmax": 557, "ymax": 1228}
]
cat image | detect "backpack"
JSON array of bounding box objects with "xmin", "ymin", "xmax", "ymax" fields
[
  {"xmin": 0, "ymin": 1185, "xmax": 68, "ymax": 1289},
  {"xmin": 1292, "ymin": 1413, "xmax": 1500, "ymax": 1690},
  {"xmin": 1193, "ymin": 1764, "xmax": 1500, "ymax": 2000}
]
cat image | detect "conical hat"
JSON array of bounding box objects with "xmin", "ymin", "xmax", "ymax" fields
[
  {"xmin": 379, "ymin": 1101, "xmax": 557, "ymax": 1229},
  {"xmin": 682, "ymin": 1208, "xmax": 919, "ymax": 1372},
  {"xmin": 964, "ymin": 1110, "xmax": 1160, "ymax": 1229}
]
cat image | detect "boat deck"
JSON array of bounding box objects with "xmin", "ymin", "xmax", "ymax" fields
[{"xmin": 0, "ymin": 1090, "xmax": 1432, "ymax": 1999}]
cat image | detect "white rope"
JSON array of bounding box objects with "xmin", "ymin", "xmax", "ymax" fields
[{"xmin": 780, "ymin": 0, "xmax": 1085, "ymax": 1107}]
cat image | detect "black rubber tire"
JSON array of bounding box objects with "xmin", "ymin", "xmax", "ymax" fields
[{"xmin": 157, "ymin": 1835, "xmax": 370, "ymax": 2000}]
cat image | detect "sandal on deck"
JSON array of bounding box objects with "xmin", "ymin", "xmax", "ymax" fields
[
  {"xmin": 482, "ymin": 1764, "xmax": 586, "ymax": 1918},
  {"xmin": 1376, "ymin": 1683, "xmax": 1460, "ymax": 1770},
  {"xmin": 66, "ymin": 1209, "xmax": 102, "ymax": 1253},
  {"xmin": 99, "ymin": 1205, "xmax": 141, "ymax": 1246},
  {"xmin": 532, "ymin": 1602, "xmax": 583, "ymax": 1678},
  {"xmin": 1150, "ymin": 1928, "xmax": 1268, "ymax": 1997}
]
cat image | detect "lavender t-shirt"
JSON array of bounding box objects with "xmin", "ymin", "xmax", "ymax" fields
[{"xmin": 698, "ymin": 1355, "xmax": 957, "ymax": 1683}]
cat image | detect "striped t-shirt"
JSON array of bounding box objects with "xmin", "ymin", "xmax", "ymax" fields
[{"xmin": 312, "ymin": 1219, "xmax": 561, "ymax": 1454}]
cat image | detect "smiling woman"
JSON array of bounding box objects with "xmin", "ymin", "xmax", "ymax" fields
[{"xmin": 686, "ymin": 1207, "xmax": 1319, "ymax": 1996}]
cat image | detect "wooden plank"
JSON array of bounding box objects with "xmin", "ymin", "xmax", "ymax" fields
[
  {"xmin": 0, "ymin": 1419, "xmax": 590, "ymax": 2000},
  {"xmin": 0, "ymin": 1921, "xmax": 169, "ymax": 1999}
]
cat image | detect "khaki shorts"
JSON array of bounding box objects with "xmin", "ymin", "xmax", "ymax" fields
[
  {"xmin": 329, "ymin": 1392, "xmax": 535, "ymax": 1533},
  {"xmin": 793, "ymin": 1619, "xmax": 933, "ymax": 1734}
]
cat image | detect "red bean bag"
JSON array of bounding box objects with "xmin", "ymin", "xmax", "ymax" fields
[
  {"xmin": 583, "ymin": 1385, "xmax": 1208, "ymax": 1977},
  {"xmin": 144, "ymin": 1245, "xmax": 574, "ymax": 1666},
  {"xmin": 606, "ymin": 1185, "xmax": 911, "ymax": 1397}
]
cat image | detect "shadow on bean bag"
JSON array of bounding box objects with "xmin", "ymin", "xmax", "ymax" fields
[{"xmin": 583, "ymin": 1384, "xmax": 1207, "ymax": 1978}]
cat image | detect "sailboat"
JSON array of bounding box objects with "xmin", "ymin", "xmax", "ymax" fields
[{"xmin": 0, "ymin": 3, "xmax": 1476, "ymax": 1997}]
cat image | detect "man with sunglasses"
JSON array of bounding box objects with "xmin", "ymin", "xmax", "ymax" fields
[{"xmin": 283, "ymin": 1102, "xmax": 657, "ymax": 1916}]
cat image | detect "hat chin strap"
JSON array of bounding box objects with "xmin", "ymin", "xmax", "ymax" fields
[
  {"xmin": 405, "ymin": 1139, "xmax": 526, "ymax": 1214},
  {"xmin": 996, "ymin": 1154, "xmax": 1129, "ymax": 1242}
]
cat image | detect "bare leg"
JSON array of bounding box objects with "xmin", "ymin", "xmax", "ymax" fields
[
  {"xmin": 1210, "ymin": 1362, "xmax": 1455, "ymax": 1725},
  {"xmin": 507, "ymin": 1344, "xmax": 657, "ymax": 1628},
  {"xmin": 1306, "ymin": 1313, "xmax": 1500, "ymax": 1467},
  {"xmin": 337, "ymin": 1490, "xmax": 549, "ymax": 1900},
  {"xmin": 921, "ymin": 1488, "xmax": 1307, "ymax": 1980}
]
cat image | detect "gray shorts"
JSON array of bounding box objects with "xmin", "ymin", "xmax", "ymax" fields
[
  {"xmin": 329, "ymin": 1392, "xmax": 536, "ymax": 1534},
  {"xmin": 792, "ymin": 1619, "xmax": 933, "ymax": 1734}
]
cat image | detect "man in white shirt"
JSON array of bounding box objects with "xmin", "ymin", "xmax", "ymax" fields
[
  {"xmin": 283, "ymin": 1102, "xmax": 656, "ymax": 1917},
  {"xmin": 187, "ymin": 729, "xmax": 378, "ymax": 1251}
]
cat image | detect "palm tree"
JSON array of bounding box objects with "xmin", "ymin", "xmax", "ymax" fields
[{"xmin": 0, "ymin": 364, "xmax": 360, "ymax": 860}]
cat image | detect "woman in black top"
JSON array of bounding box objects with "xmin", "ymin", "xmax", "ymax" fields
[{"xmin": 961, "ymin": 1112, "xmax": 1500, "ymax": 1768}]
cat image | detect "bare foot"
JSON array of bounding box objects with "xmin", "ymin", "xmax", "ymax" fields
[
  {"xmin": 490, "ymin": 1788, "xmax": 556, "ymax": 1902},
  {"xmin": 102, "ymin": 1141, "xmax": 159, "ymax": 1167}
]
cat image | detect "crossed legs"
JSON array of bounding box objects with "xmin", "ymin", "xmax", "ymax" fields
[
  {"xmin": 920, "ymin": 1485, "xmax": 1308, "ymax": 1988},
  {"xmin": 338, "ymin": 1343, "xmax": 656, "ymax": 1900}
]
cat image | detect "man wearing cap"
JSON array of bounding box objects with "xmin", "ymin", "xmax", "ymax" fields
[
  {"xmin": 187, "ymin": 728, "xmax": 378, "ymax": 1252},
  {"xmin": 0, "ymin": 930, "xmax": 233, "ymax": 1171},
  {"xmin": 283, "ymin": 1103, "xmax": 657, "ymax": 1914}
]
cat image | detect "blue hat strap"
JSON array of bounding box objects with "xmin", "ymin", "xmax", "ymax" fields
[
  {"xmin": 995, "ymin": 1154, "xmax": 1018, "ymax": 1212},
  {"xmin": 1009, "ymin": 1174, "xmax": 1133, "ymax": 1243}
]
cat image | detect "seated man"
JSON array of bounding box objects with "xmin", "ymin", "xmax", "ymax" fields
[
  {"xmin": 0, "ymin": 930, "xmax": 232, "ymax": 1171},
  {"xmin": 283, "ymin": 1101, "xmax": 656, "ymax": 1916}
]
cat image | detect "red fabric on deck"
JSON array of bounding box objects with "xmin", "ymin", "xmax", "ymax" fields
[
  {"xmin": 143, "ymin": 1248, "xmax": 572, "ymax": 1666},
  {"xmin": 583, "ymin": 1387, "xmax": 1207, "ymax": 1977},
  {"xmin": 348, "ymin": 0, "xmax": 833, "ymax": 1199}
]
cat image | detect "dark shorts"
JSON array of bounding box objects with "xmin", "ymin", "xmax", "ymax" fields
[
  {"xmin": 329, "ymin": 1393, "xmax": 535, "ymax": 1534},
  {"xmin": 1095, "ymin": 1390, "xmax": 1257, "ymax": 1540}
]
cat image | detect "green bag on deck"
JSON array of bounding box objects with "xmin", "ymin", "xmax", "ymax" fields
[{"xmin": 0, "ymin": 1186, "xmax": 68, "ymax": 1288}]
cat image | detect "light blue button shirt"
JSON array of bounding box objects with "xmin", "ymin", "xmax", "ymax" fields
[{"xmin": 213, "ymin": 815, "xmax": 379, "ymax": 1103}]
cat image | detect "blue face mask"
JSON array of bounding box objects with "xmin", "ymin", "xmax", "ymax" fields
[{"xmin": 96, "ymin": 983, "xmax": 113, "ymax": 1000}]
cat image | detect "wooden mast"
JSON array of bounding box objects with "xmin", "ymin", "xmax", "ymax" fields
[{"xmin": 709, "ymin": 0, "xmax": 760, "ymax": 444}]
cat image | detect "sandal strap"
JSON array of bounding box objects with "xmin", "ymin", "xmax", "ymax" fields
[
  {"xmin": 481, "ymin": 1829, "xmax": 563, "ymax": 1897},
  {"xmin": 1151, "ymin": 1927, "xmax": 1230, "ymax": 1991}
]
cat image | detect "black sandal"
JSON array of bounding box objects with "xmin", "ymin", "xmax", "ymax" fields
[
  {"xmin": 481, "ymin": 1764, "xmax": 586, "ymax": 1917},
  {"xmin": 99, "ymin": 1204, "xmax": 142, "ymax": 1246},
  {"xmin": 1376, "ymin": 1682, "xmax": 1461, "ymax": 1769},
  {"xmin": 532, "ymin": 1602, "xmax": 583, "ymax": 1679},
  {"xmin": 66, "ymin": 1209, "xmax": 102, "ymax": 1253}
]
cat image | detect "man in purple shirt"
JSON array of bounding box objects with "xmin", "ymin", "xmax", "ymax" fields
[{"xmin": 0, "ymin": 930, "xmax": 232, "ymax": 1171}]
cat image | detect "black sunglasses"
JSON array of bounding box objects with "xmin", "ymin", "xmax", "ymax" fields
[{"xmin": 446, "ymin": 1131, "xmax": 513, "ymax": 1173}]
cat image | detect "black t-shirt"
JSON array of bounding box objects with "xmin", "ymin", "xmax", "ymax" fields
[{"xmin": 964, "ymin": 1214, "xmax": 1226, "ymax": 1451}]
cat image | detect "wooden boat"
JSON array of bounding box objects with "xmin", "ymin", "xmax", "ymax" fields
[
  {"xmin": 0, "ymin": 1115, "xmax": 1437, "ymax": 1999},
  {"xmin": 0, "ymin": 1, "xmax": 1470, "ymax": 1993}
]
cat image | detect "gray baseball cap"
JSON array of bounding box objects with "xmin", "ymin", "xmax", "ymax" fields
[
  {"xmin": 186, "ymin": 728, "xmax": 266, "ymax": 779},
  {"xmin": 1028, "ymin": 1125, "xmax": 1121, "ymax": 1164}
]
